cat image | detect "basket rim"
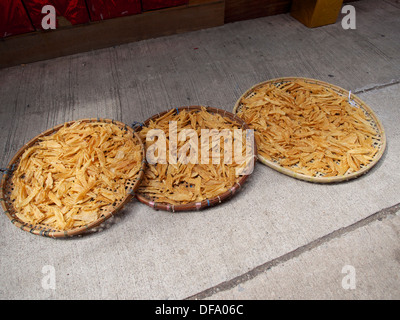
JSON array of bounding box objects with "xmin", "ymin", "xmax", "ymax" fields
[
  {"xmin": 134, "ymin": 105, "xmax": 257, "ymax": 212},
  {"xmin": 0, "ymin": 118, "xmax": 145, "ymax": 238},
  {"xmin": 233, "ymin": 77, "xmax": 387, "ymax": 183}
]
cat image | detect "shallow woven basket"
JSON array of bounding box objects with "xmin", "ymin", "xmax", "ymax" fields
[
  {"xmin": 134, "ymin": 106, "xmax": 257, "ymax": 212},
  {"xmin": 233, "ymin": 77, "xmax": 386, "ymax": 183},
  {"xmin": 0, "ymin": 118, "xmax": 145, "ymax": 238}
]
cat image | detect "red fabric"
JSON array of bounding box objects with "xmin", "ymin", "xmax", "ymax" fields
[
  {"xmin": 142, "ymin": 0, "xmax": 188, "ymax": 11},
  {"xmin": 0, "ymin": 0, "xmax": 35, "ymax": 38},
  {"xmin": 86, "ymin": 0, "xmax": 141, "ymax": 21},
  {"xmin": 22, "ymin": 0, "xmax": 90, "ymax": 29}
]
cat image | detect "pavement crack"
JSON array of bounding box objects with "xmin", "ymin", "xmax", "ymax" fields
[
  {"xmin": 354, "ymin": 79, "xmax": 400, "ymax": 94},
  {"xmin": 185, "ymin": 202, "xmax": 400, "ymax": 300}
]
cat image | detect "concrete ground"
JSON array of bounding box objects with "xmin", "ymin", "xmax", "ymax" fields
[{"xmin": 0, "ymin": 0, "xmax": 399, "ymax": 300}]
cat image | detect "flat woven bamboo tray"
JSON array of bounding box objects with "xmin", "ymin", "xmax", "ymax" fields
[
  {"xmin": 233, "ymin": 77, "xmax": 386, "ymax": 183},
  {"xmin": 134, "ymin": 106, "xmax": 257, "ymax": 212},
  {"xmin": 0, "ymin": 119, "xmax": 145, "ymax": 238}
]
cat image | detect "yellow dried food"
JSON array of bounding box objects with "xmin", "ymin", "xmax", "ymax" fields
[
  {"xmin": 137, "ymin": 107, "xmax": 253, "ymax": 205},
  {"xmin": 10, "ymin": 121, "xmax": 142, "ymax": 230},
  {"xmin": 236, "ymin": 80, "xmax": 380, "ymax": 177}
]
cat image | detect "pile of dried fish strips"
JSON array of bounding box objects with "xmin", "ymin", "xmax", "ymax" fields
[
  {"xmin": 137, "ymin": 107, "xmax": 252, "ymax": 205},
  {"xmin": 10, "ymin": 121, "xmax": 142, "ymax": 230},
  {"xmin": 236, "ymin": 80, "xmax": 380, "ymax": 178}
]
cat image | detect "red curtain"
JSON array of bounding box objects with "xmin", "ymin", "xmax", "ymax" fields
[
  {"xmin": 1, "ymin": 0, "xmax": 190, "ymax": 38},
  {"xmin": 0, "ymin": 0, "xmax": 35, "ymax": 38},
  {"xmin": 22, "ymin": 0, "xmax": 90, "ymax": 29},
  {"xmin": 86, "ymin": 0, "xmax": 141, "ymax": 21}
]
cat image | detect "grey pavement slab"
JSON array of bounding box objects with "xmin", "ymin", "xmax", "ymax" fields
[
  {"xmin": 205, "ymin": 207, "xmax": 400, "ymax": 300},
  {"xmin": 0, "ymin": 0, "xmax": 399, "ymax": 300}
]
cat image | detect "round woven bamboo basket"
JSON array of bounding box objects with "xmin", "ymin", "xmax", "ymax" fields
[
  {"xmin": 134, "ymin": 106, "xmax": 257, "ymax": 212},
  {"xmin": 233, "ymin": 77, "xmax": 386, "ymax": 183},
  {"xmin": 0, "ymin": 118, "xmax": 145, "ymax": 238}
]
